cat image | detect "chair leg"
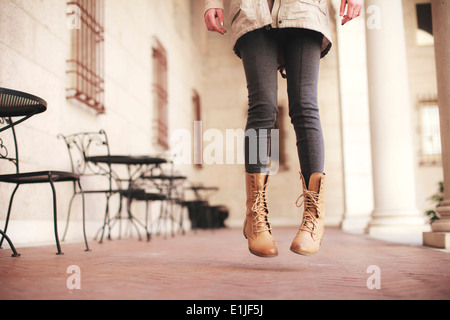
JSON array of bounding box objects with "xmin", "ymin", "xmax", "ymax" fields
[
  {"xmin": 78, "ymin": 181, "xmax": 90, "ymax": 252},
  {"xmin": 145, "ymin": 200, "xmax": 152, "ymax": 242},
  {"xmin": 155, "ymin": 200, "xmax": 164, "ymax": 236},
  {"xmin": 132, "ymin": 207, "xmax": 150, "ymax": 242},
  {"xmin": 126, "ymin": 197, "xmax": 142, "ymax": 241},
  {"xmin": 156, "ymin": 199, "xmax": 168, "ymax": 238},
  {"xmin": 96, "ymin": 193, "xmax": 112, "ymax": 244},
  {"xmin": 102, "ymin": 197, "xmax": 122, "ymax": 241},
  {"xmin": 0, "ymin": 230, "xmax": 20, "ymax": 257},
  {"xmin": 95, "ymin": 197, "xmax": 107, "ymax": 243},
  {"xmin": 0, "ymin": 184, "xmax": 20, "ymax": 249},
  {"xmin": 177, "ymin": 203, "xmax": 186, "ymax": 236},
  {"xmin": 49, "ymin": 180, "xmax": 63, "ymax": 255},
  {"xmin": 62, "ymin": 192, "xmax": 77, "ymax": 242},
  {"xmin": 169, "ymin": 200, "xmax": 175, "ymax": 238}
]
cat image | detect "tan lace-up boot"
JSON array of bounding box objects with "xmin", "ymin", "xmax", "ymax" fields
[
  {"xmin": 243, "ymin": 173, "xmax": 278, "ymax": 258},
  {"xmin": 290, "ymin": 173, "xmax": 326, "ymax": 256}
]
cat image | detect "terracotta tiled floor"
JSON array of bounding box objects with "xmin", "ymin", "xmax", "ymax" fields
[{"xmin": 0, "ymin": 227, "xmax": 449, "ymax": 301}]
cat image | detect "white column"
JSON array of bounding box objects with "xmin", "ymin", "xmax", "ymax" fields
[
  {"xmin": 331, "ymin": 0, "xmax": 374, "ymax": 233},
  {"xmin": 423, "ymin": 0, "xmax": 450, "ymax": 249},
  {"xmin": 364, "ymin": 0, "xmax": 425, "ymax": 235}
]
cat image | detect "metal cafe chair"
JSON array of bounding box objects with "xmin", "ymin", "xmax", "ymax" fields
[
  {"xmin": 136, "ymin": 164, "xmax": 189, "ymax": 238},
  {"xmin": 117, "ymin": 185, "xmax": 167, "ymax": 242},
  {"xmin": 0, "ymin": 88, "xmax": 89, "ymax": 256},
  {"xmin": 58, "ymin": 130, "xmax": 147, "ymax": 243},
  {"xmin": 59, "ymin": 130, "xmax": 120, "ymax": 243}
]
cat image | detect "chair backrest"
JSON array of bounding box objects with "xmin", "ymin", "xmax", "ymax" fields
[
  {"xmin": 58, "ymin": 130, "xmax": 120, "ymax": 192},
  {"xmin": 0, "ymin": 117, "xmax": 20, "ymax": 175}
]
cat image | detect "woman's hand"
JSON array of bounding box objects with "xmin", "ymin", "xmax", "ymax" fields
[
  {"xmin": 204, "ymin": 8, "xmax": 227, "ymax": 34},
  {"xmin": 340, "ymin": 0, "xmax": 364, "ymax": 25}
]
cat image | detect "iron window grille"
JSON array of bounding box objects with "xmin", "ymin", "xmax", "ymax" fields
[
  {"xmin": 152, "ymin": 38, "xmax": 169, "ymax": 150},
  {"xmin": 66, "ymin": 0, "xmax": 105, "ymax": 114}
]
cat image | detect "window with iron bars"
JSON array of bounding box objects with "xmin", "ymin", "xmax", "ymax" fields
[
  {"xmin": 152, "ymin": 38, "xmax": 169, "ymax": 150},
  {"xmin": 66, "ymin": 0, "xmax": 105, "ymax": 114}
]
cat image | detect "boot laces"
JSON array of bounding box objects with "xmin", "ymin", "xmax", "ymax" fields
[
  {"xmin": 251, "ymin": 189, "xmax": 272, "ymax": 234},
  {"xmin": 295, "ymin": 187, "xmax": 322, "ymax": 240}
]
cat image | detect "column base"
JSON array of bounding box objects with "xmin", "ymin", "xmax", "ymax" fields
[
  {"xmin": 423, "ymin": 232, "xmax": 450, "ymax": 249},
  {"xmin": 341, "ymin": 214, "xmax": 371, "ymax": 234},
  {"xmin": 366, "ymin": 224, "xmax": 427, "ymax": 236},
  {"xmin": 365, "ymin": 210, "xmax": 426, "ymax": 235},
  {"xmin": 433, "ymin": 204, "xmax": 450, "ymax": 232}
]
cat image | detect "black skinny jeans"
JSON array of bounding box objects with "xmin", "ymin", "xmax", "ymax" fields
[{"xmin": 238, "ymin": 27, "xmax": 324, "ymax": 186}]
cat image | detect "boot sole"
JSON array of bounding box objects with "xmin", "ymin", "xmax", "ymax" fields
[
  {"xmin": 290, "ymin": 248, "xmax": 317, "ymax": 256},
  {"xmin": 249, "ymin": 249, "xmax": 278, "ymax": 258}
]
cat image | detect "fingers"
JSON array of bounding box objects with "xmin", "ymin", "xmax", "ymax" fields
[
  {"xmin": 341, "ymin": 0, "xmax": 363, "ymax": 25},
  {"xmin": 217, "ymin": 9, "xmax": 224, "ymax": 27},
  {"xmin": 204, "ymin": 8, "xmax": 226, "ymax": 34},
  {"xmin": 340, "ymin": 0, "xmax": 346, "ymax": 16}
]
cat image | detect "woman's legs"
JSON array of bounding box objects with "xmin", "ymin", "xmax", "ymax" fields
[
  {"xmin": 282, "ymin": 29, "xmax": 327, "ymax": 255},
  {"xmin": 283, "ymin": 28, "xmax": 324, "ymax": 186},
  {"xmin": 238, "ymin": 27, "xmax": 325, "ymax": 257},
  {"xmin": 238, "ymin": 28, "xmax": 279, "ymax": 257}
]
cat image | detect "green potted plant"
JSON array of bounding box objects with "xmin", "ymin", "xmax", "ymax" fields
[{"xmin": 425, "ymin": 181, "xmax": 443, "ymax": 225}]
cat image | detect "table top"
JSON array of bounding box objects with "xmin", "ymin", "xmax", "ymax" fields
[
  {"xmin": 189, "ymin": 186, "xmax": 219, "ymax": 191},
  {"xmin": 86, "ymin": 155, "xmax": 167, "ymax": 166},
  {"xmin": 0, "ymin": 87, "xmax": 47, "ymax": 117},
  {"xmin": 142, "ymin": 175, "xmax": 187, "ymax": 181}
]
